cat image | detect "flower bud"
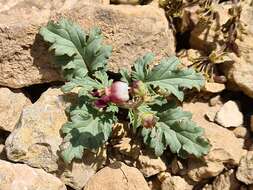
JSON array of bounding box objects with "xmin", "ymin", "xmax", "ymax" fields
[
  {"xmin": 141, "ymin": 113, "xmax": 157, "ymax": 129},
  {"xmin": 131, "ymin": 80, "xmax": 147, "ymax": 97},
  {"xmin": 106, "ymin": 81, "xmax": 130, "ymax": 104},
  {"xmin": 94, "ymin": 95, "xmax": 110, "ymax": 108}
]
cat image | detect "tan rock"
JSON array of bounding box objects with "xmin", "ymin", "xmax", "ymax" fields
[
  {"xmin": 113, "ymin": 137, "xmax": 141, "ymax": 159},
  {"xmin": 158, "ymin": 172, "xmax": 192, "ymax": 190},
  {"xmin": 183, "ymin": 102, "xmax": 245, "ymax": 181},
  {"xmin": 0, "ymin": 160, "xmax": 66, "ymax": 190},
  {"xmin": 136, "ymin": 150, "xmax": 167, "ymax": 177},
  {"xmin": 5, "ymin": 88, "xmax": 105, "ymax": 190},
  {"xmin": 233, "ymin": 127, "xmax": 249, "ymax": 139},
  {"xmin": 222, "ymin": 1, "xmax": 253, "ymax": 98},
  {"xmin": 187, "ymin": 159, "xmax": 224, "ymax": 182},
  {"xmin": 188, "ymin": 3, "xmax": 231, "ymax": 51},
  {"xmin": 0, "ymin": 2, "xmax": 175, "ymax": 88},
  {"xmin": 215, "ymin": 101, "xmax": 243, "ymax": 128},
  {"xmin": 236, "ymin": 151, "xmax": 253, "ymax": 185},
  {"xmin": 83, "ymin": 161, "xmax": 150, "ymax": 190},
  {"xmin": 203, "ymin": 82, "xmax": 225, "ymax": 93},
  {"xmin": 212, "ymin": 170, "xmax": 240, "ymax": 190},
  {"xmin": 0, "ymin": 87, "xmax": 31, "ymax": 132}
]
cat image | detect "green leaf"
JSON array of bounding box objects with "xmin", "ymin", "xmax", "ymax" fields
[
  {"xmin": 132, "ymin": 53, "xmax": 154, "ymax": 81},
  {"xmin": 142, "ymin": 103, "xmax": 210, "ymax": 157},
  {"xmin": 40, "ymin": 19, "xmax": 112, "ymax": 80},
  {"xmin": 60, "ymin": 96, "xmax": 116, "ymax": 163},
  {"xmin": 146, "ymin": 56, "xmax": 205, "ymax": 101}
]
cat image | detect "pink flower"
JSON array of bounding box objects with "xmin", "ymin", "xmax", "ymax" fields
[
  {"xmin": 94, "ymin": 95, "xmax": 111, "ymax": 108},
  {"xmin": 106, "ymin": 81, "xmax": 129, "ymax": 104}
]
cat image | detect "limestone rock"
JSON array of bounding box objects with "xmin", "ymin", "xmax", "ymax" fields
[
  {"xmin": 233, "ymin": 127, "xmax": 249, "ymax": 139},
  {"xmin": 188, "ymin": 3, "xmax": 231, "ymax": 51},
  {"xmin": 158, "ymin": 172, "xmax": 192, "ymax": 190},
  {"xmin": 203, "ymin": 82, "xmax": 225, "ymax": 93},
  {"xmin": 183, "ymin": 102, "xmax": 245, "ymax": 181},
  {"xmin": 0, "ymin": 160, "xmax": 66, "ymax": 190},
  {"xmin": 113, "ymin": 137, "xmax": 141, "ymax": 159},
  {"xmin": 221, "ymin": 2, "xmax": 253, "ymax": 98},
  {"xmin": 5, "ymin": 88, "xmax": 105, "ymax": 190},
  {"xmin": 236, "ymin": 151, "xmax": 253, "ymax": 185},
  {"xmin": 212, "ymin": 170, "xmax": 240, "ymax": 190},
  {"xmin": 83, "ymin": 161, "xmax": 150, "ymax": 190},
  {"xmin": 215, "ymin": 101, "xmax": 243, "ymax": 128},
  {"xmin": 0, "ymin": 2, "xmax": 175, "ymax": 88},
  {"xmin": 0, "ymin": 87, "xmax": 31, "ymax": 132},
  {"xmin": 136, "ymin": 150, "xmax": 167, "ymax": 177}
]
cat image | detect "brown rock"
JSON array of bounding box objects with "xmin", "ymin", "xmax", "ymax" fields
[
  {"xmin": 136, "ymin": 150, "xmax": 167, "ymax": 177},
  {"xmin": 158, "ymin": 172, "xmax": 192, "ymax": 190},
  {"xmin": 5, "ymin": 88, "xmax": 105, "ymax": 190},
  {"xmin": 0, "ymin": 160, "xmax": 66, "ymax": 190},
  {"xmin": 212, "ymin": 170, "xmax": 240, "ymax": 190},
  {"xmin": 83, "ymin": 161, "xmax": 150, "ymax": 190},
  {"xmin": 233, "ymin": 127, "xmax": 249, "ymax": 139},
  {"xmin": 183, "ymin": 102, "xmax": 245, "ymax": 181},
  {"xmin": 221, "ymin": 1, "xmax": 253, "ymax": 98},
  {"xmin": 236, "ymin": 151, "xmax": 253, "ymax": 185},
  {"xmin": 0, "ymin": 87, "xmax": 31, "ymax": 132},
  {"xmin": 0, "ymin": 2, "xmax": 175, "ymax": 88}
]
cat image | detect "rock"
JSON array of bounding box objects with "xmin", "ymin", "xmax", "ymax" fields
[
  {"xmin": 236, "ymin": 151, "xmax": 253, "ymax": 185},
  {"xmin": 5, "ymin": 88, "xmax": 105, "ymax": 190},
  {"xmin": 188, "ymin": 3, "xmax": 231, "ymax": 51},
  {"xmin": 83, "ymin": 161, "xmax": 150, "ymax": 190},
  {"xmin": 221, "ymin": 1, "xmax": 253, "ymax": 98},
  {"xmin": 215, "ymin": 101, "xmax": 243, "ymax": 128},
  {"xmin": 0, "ymin": 87, "xmax": 31, "ymax": 132},
  {"xmin": 0, "ymin": 160, "xmax": 66, "ymax": 190},
  {"xmin": 203, "ymin": 82, "xmax": 225, "ymax": 93},
  {"xmin": 0, "ymin": 3, "xmax": 175, "ymax": 88},
  {"xmin": 136, "ymin": 150, "xmax": 167, "ymax": 177},
  {"xmin": 187, "ymin": 159, "xmax": 225, "ymax": 182},
  {"xmin": 232, "ymin": 127, "xmax": 249, "ymax": 139},
  {"xmin": 183, "ymin": 102, "xmax": 245, "ymax": 181},
  {"xmin": 158, "ymin": 172, "xmax": 192, "ymax": 190},
  {"xmin": 209, "ymin": 95, "xmax": 222, "ymax": 106},
  {"xmin": 212, "ymin": 170, "xmax": 240, "ymax": 190},
  {"xmin": 113, "ymin": 137, "xmax": 141, "ymax": 159}
]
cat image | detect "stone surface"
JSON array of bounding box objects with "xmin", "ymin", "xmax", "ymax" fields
[
  {"xmin": 0, "ymin": 160, "xmax": 66, "ymax": 190},
  {"xmin": 233, "ymin": 127, "xmax": 249, "ymax": 139},
  {"xmin": 215, "ymin": 100, "xmax": 243, "ymax": 128},
  {"xmin": 183, "ymin": 102, "xmax": 245, "ymax": 181},
  {"xmin": 83, "ymin": 161, "xmax": 150, "ymax": 190},
  {"xmin": 212, "ymin": 170, "xmax": 240, "ymax": 190},
  {"xmin": 158, "ymin": 172, "xmax": 192, "ymax": 190},
  {"xmin": 203, "ymin": 82, "xmax": 225, "ymax": 93},
  {"xmin": 136, "ymin": 150, "xmax": 167, "ymax": 177},
  {"xmin": 0, "ymin": 87, "xmax": 31, "ymax": 132},
  {"xmin": 236, "ymin": 151, "xmax": 253, "ymax": 185},
  {"xmin": 221, "ymin": 1, "xmax": 253, "ymax": 98},
  {"xmin": 0, "ymin": 2, "xmax": 175, "ymax": 88},
  {"xmin": 188, "ymin": 3, "xmax": 231, "ymax": 51},
  {"xmin": 5, "ymin": 88, "xmax": 105, "ymax": 190}
]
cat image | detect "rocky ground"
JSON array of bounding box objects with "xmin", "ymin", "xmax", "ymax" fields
[{"xmin": 0, "ymin": 0, "xmax": 253, "ymax": 189}]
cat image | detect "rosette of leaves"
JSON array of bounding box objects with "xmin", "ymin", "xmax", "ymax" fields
[{"xmin": 40, "ymin": 19, "xmax": 210, "ymax": 163}]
